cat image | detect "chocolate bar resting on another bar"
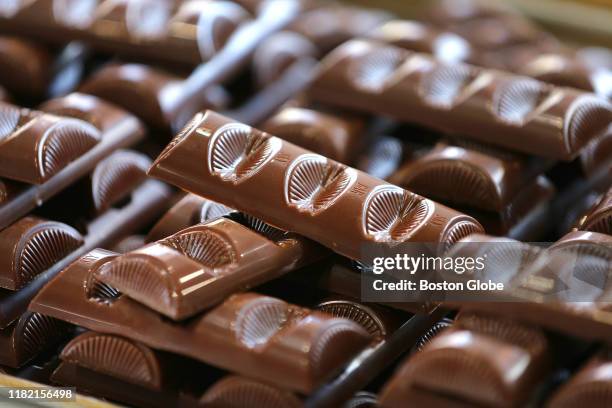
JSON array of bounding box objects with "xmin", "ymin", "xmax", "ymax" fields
[
  {"xmin": 96, "ymin": 214, "xmax": 324, "ymax": 319},
  {"xmin": 148, "ymin": 110, "xmax": 484, "ymax": 263},
  {"xmin": 0, "ymin": 312, "xmax": 68, "ymax": 368},
  {"xmin": 261, "ymin": 107, "xmax": 365, "ymax": 164},
  {"xmin": 0, "ymin": 101, "xmax": 101, "ymax": 184},
  {"xmin": 548, "ymin": 351, "xmax": 612, "ymax": 407},
  {"xmin": 576, "ymin": 187, "xmax": 612, "ymax": 235},
  {"xmin": 30, "ymin": 249, "xmax": 372, "ymax": 393},
  {"xmin": 146, "ymin": 194, "xmax": 234, "ymax": 243},
  {"xmin": 308, "ymin": 40, "xmax": 612, "ymax": 160},
  {"xmin": 379, "ymin": 313, "xmax": 550, "ymax": 408},
  {"xmin": 0, "ymin": 216, "xmax": 83, "ymax": 290}
]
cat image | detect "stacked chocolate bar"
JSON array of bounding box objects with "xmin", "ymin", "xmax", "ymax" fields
[{"xmin": 0, "ymin": 0, "xmax": 610, "ymax": 407}]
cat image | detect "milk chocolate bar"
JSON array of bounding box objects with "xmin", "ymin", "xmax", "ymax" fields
[
  {"xmin": 201, "ymin": 375, "xmax": 302, "ymax": 408},
  {"xmin": 548, "ymin": 351, "xmax": 612, "ymax": 407},
  {"xmin": 0, "ymin": 216, "xmax": 83, "ymax": 290},
  {"xmin": 309, "ymin": 40, "xmax": 612, "ymax": 160},
  {"xmin": 0, "ymin": 95, "xmax": 144, "ymax": 229},
  {"xmin": 0, "ymin": 312, "xmax": 68, "ymax": 368},
  {"xmin": 110, "ymin": 235, "xmax": 146, "ymax": 253},
  {"xmin": 380, "ymin": 314, "xmax": 550, "ymax": 407},
  {"xmin": 576, "ymin": 187, "xmax": 611, "ymax": 235},
  {"xmin": 390, "ymin": 141, "xmax": 549, "ymax": 212},
  {"xmin": 0, "ymin": 36, "xmax": 50, "ymax": 98},
  {"xmin": 0, "ymin": 102, "xmax": 100, "ymax": 184},
  {"xmin": 146, "ymin": 194, "xmax": 234, "ymax": 243},
  {"xmin": 366, "ymin": 20, "xmax": 471, "ymax": 63},
  {"xmin": 96, "ymin": 215, "xmax": 324, "ymax": 319},
  {"xmin": 30, "ymin": 249, "xmax": 372, "ymax": 393},
  {"xmin": 580, "ymin": 132, "xmax": 611, "ymax": 184},
  {"xmin": 0, "ymin": 179, "xmax": 171, "ymax": 328},
  {"xmin": 261, "ymin": 107, "xmax": 365, "ymax": 164},
  {"xmin": 148, "ymin": 111, "xmax": 483, "ymax": 262}
]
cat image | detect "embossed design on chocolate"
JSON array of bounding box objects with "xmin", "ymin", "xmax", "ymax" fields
[
  {"xmin": 157, "ymin": 112, "xmax": 204, "ymax": 162},
  {"xmin": 39, "ymin": 119, "xmax": 100, "ymax": 180},
  {"xmin": 208, "ymin": 123, "xmax": 280, "ymax": 183},
  {"xmin": 91, "ymin": 151, "xmax": 150, "ymax": 212},
  {"xmin": 15, "ymin": 221, "xmax": 83, "ymax": 289},
  {"xmin": 317, "ymin": 300, "xmax": 386, "ymax": 340},
  {"xmin": 0, "ymin": 102, "xmax": 20, "ymax": 141},
  {"xmin": 197, "ymin": 1, "xmax": 249, "ymax": 60},
  {"xmin": 61, "ymin": 332, "xmax": 162, "ymax": 389},
  {"xmin": 229, "ymin": 213, "xmax": 288, "ymax": 243},
  {"xmin": 493, "ymin": 78, "xmax": 552, "ymax": 124},
  {"xmin": 420, "ymin": 64, "xmax": 480, "ymax": 108},
  {"xmin": 415, "ymin": 318, "xmax": 453, "ymax": 352},
  {"xmin": 161, "ymin": 229, "xmax": 236, "ymax": 267},
  {"xmin": 285, "ymin": 154, "xmax": 355, "ymax": 214},
  {"xmin": 565, "ymin": 96, "xmax": 612, "ymax": 153},
  {"xmin": 17, "ymin": 312, "xmax": 67, "ymax": 363},
  {"xmin": 201, "ymin": 376, "xmax": 302, "ymax": 408},
  {"xmin": 442, "ymin": 220, "xmax": 485, "ymax": 246},
  {"xmin": 362, "ymin": 186, "xmax": 432, "ymax": 242},
  {"xmin": 235, "ymin": 297, "xmax": 289, "ymax": 349},
  {"xmin": 349, "ymin": 47, "xmax": 404, "ymax": 93}
]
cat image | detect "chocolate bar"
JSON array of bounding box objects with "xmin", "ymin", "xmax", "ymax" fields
[
  {"xmin": 0, "ymin": 216, "xmax": 83, "ymax": 290},
  {"xmin": 308, "ymin": 40, "xmax": 612, "ymax": 160},
  {"xmin": 110, "ymin": 235, "xmax": 146, "ymax": 253},
  {"xmin": 0, "ymin": 102, "xmax": 100, "ymax": 184},
  {"xmin": 389, "ymin": 141, "xmax": 549, "ymax": 212},
  {"xmin": 366, "ymin": 20, "xmax": 471, "ymax": 63},
  {"xmin": 252, "ymin": 31, "xmax": 318, "ymax": 88},
  {"xmin": 0, "ymin": 179, "xmax": 171, "ymax": 328},
  {"xmin": 0, "ymin": 36, "xmax": 51, "ymax": 98},
  {"xmin": 0, "ymin": 94, "xmax": 144, "ymax": 229},
  {"xmin": 356, "ymin": 136, "xmax": 404, "ymax": 180},
  {"xmin": 548, "ymin": 351, "xmax": 612, "ymax": 407},
  {"xmin": 380, "ymin": 314, "xmax": 550, "ymax": 407},
  {"xmin": 96, "ymin": 215, "xmax": 324, "ymax": 319},
  {"xmin": 576, "ymin": 187, "xmax": 611, "ymax": 235},
  {"xmin": 580, "ymin": 132, "xmax": 611, "ymax": 184},
  {"xmin": 148, "ymin": 110, "xmax": 484, "ymax": 263},
  {"xmin": 30, "ymin": 249, "xmax": 372, "ymax": 392},
  {"xmin": 201, "ymin": 375, "xmax": 302, "ymax": 407},
  {"xmin": 146, "ymin": 194, "xmax": 234, "ymax": 243},
  {"xmin": 0, "ymin": 312, "xmax": 68, "ymax": 368},
  {"xmin": 261, "ymin": 107, "xmax": 365, "ymax": 164}
]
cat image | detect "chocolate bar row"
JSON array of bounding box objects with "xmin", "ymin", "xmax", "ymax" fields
[{"xmin": 308, "ymin": 39, "xmax": 611, "ymax": 160}]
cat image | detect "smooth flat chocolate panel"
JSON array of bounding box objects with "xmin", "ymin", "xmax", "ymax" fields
[{"xmin": 149, "ymin": 110, "xmax": 484, "ymax": 263}]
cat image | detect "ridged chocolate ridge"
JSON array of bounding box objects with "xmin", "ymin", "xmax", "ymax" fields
[
  {"xmin": 234, "ymin": 297, "xmax": 291, "ymax": 349},
  {"xmin": 316, "ymin": 300, "xmax": 387, "ymax": 341},
  {"xmin": 0, "ymin": 102, "xmax": 21, "ymax": 141},
  {"xmin": 161, "ymin": 228, "xmax": 236, "ymax": 267},
  {"xmin": 196, "ymin": 1, "xmax": 249, "ymax": 60},
  {"xmin": 201, "ymin": 376, "xmax": 302, "ymax": 408},
  {"xmin": 348, "ymin": 46, "xmax": 404, "ymax": 93},
  {"xmin": 208, "ymin": 123, "xmax": 281, "ymax": 183},
  {"xmin": 441, "ymin": 220, "xmax": 486, "ymax": 248},
  {"xmin": 420, "ymin": 63, "xmax": 479, "ymax": 108},
  {"xmin": 60, "ymin": 331, "xmax": 163, "ymax": 389},
  {"xmin": 285, "ymin": 154, "xmax": 356, "ymax": 215},
  {"xmin": 91, "ymin": 150, "xmax": 150, "ymax": 212},
  {"xmin": 565, "ymin": 96, "xmax": 612, "ymax": 154},
  {"xmin": 343, "ymin": 391, "xmax": 379, "ymax": 408},
  {"xmin": 38, "ymin": 118, "xmax": 101, "ymax": 180},
  {"xmin": 199, "ymin": 199, "xmax": 234, "ymax": 223},
  {"xmin": 578, "ymin": 189, "xmax": 612, "ymax": 235},
  {"xmin": 13, "ymin": 312, "xmax": 67, "ymax": 367},
  {"xmin": 492, "ymin": 78, "xmax": 551, "ymax": 124},
  {"xmin": 362, "ymin": 186, "xmax": 432, "ymax": 242},
  {"xmin": 414, "ymin": 318, "xmax": 453, "ymax": 352},
  {"xmin": 229, "ymin": 212, "xmax": 288, "ymax": 243},
  {"xmin": 11, "ymin": 220, "xmax": 83, "ymax": 290}
]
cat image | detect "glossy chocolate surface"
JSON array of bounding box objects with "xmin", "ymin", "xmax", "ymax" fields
[
  {"xmin": 31, "ymin": 249, "xmax": 371, "ymax": 393},
  {"xmin": 149, "ymin": 110, "xmax": 483, "ymax": 263},
  {"xmin": 309, "ymin": 40, "xmax": 612, "ymax": 160},
  {"xmin": 0, "ymin": 36, "xmax": 50, "ymax": 98},
  {"xmin": 577, "ymin": 187, "xmax": 612, "ymax": 235}
]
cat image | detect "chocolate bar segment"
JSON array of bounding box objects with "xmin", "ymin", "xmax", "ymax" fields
[
  {"xmin": 380, "ymin": 314, "xmax": 549, "ymax": 407},
  {"xmin": 309, "ymin": 40, "xmax": 612, "ymax": 160},
  {"xmin": 146, "ymin": 194, "xmax": 233, "ymax": 242},
  {"xmin": 149, "ymin": 111, "xmax": 483, "ymax": 262},
  {"xmin": 261, "ymin": 107, "xmax": 365, "ymax": 164},
  {"xmin": 30, "ymin": 250, "xmax": 372, "ymax": 392},
  {"xmin": 576, "ymin": 187, "xmax": 611, "ymax": 235},
  {"xmin": 201, "ymin": 375, "xmax": 302, "ymax": 408},
  {"xmin": 0, "ymin": 103, "xmax": 101, "ymax": 184},
  {"xmin": 0, "ymin": 216, "xmax": 83, "ymax": 290},
  {"xmin": 0, "ymin": 311, "xmax": 68, "ymax": 368},
  {"xmin": 0, "ymin": 37, "xmax": 50, "ymax": 98},
  {"xmin": 97, "ymin": 216, "xmax": 323, "ymax": 319},
  {"xmin": 390, "ymin": 141, "xmax": 548, "ymax": 212}
]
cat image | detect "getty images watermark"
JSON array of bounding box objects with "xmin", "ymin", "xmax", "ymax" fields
[{"xmin": 359, "ymin": 241, "xmax": 611, "ymax": 303}]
